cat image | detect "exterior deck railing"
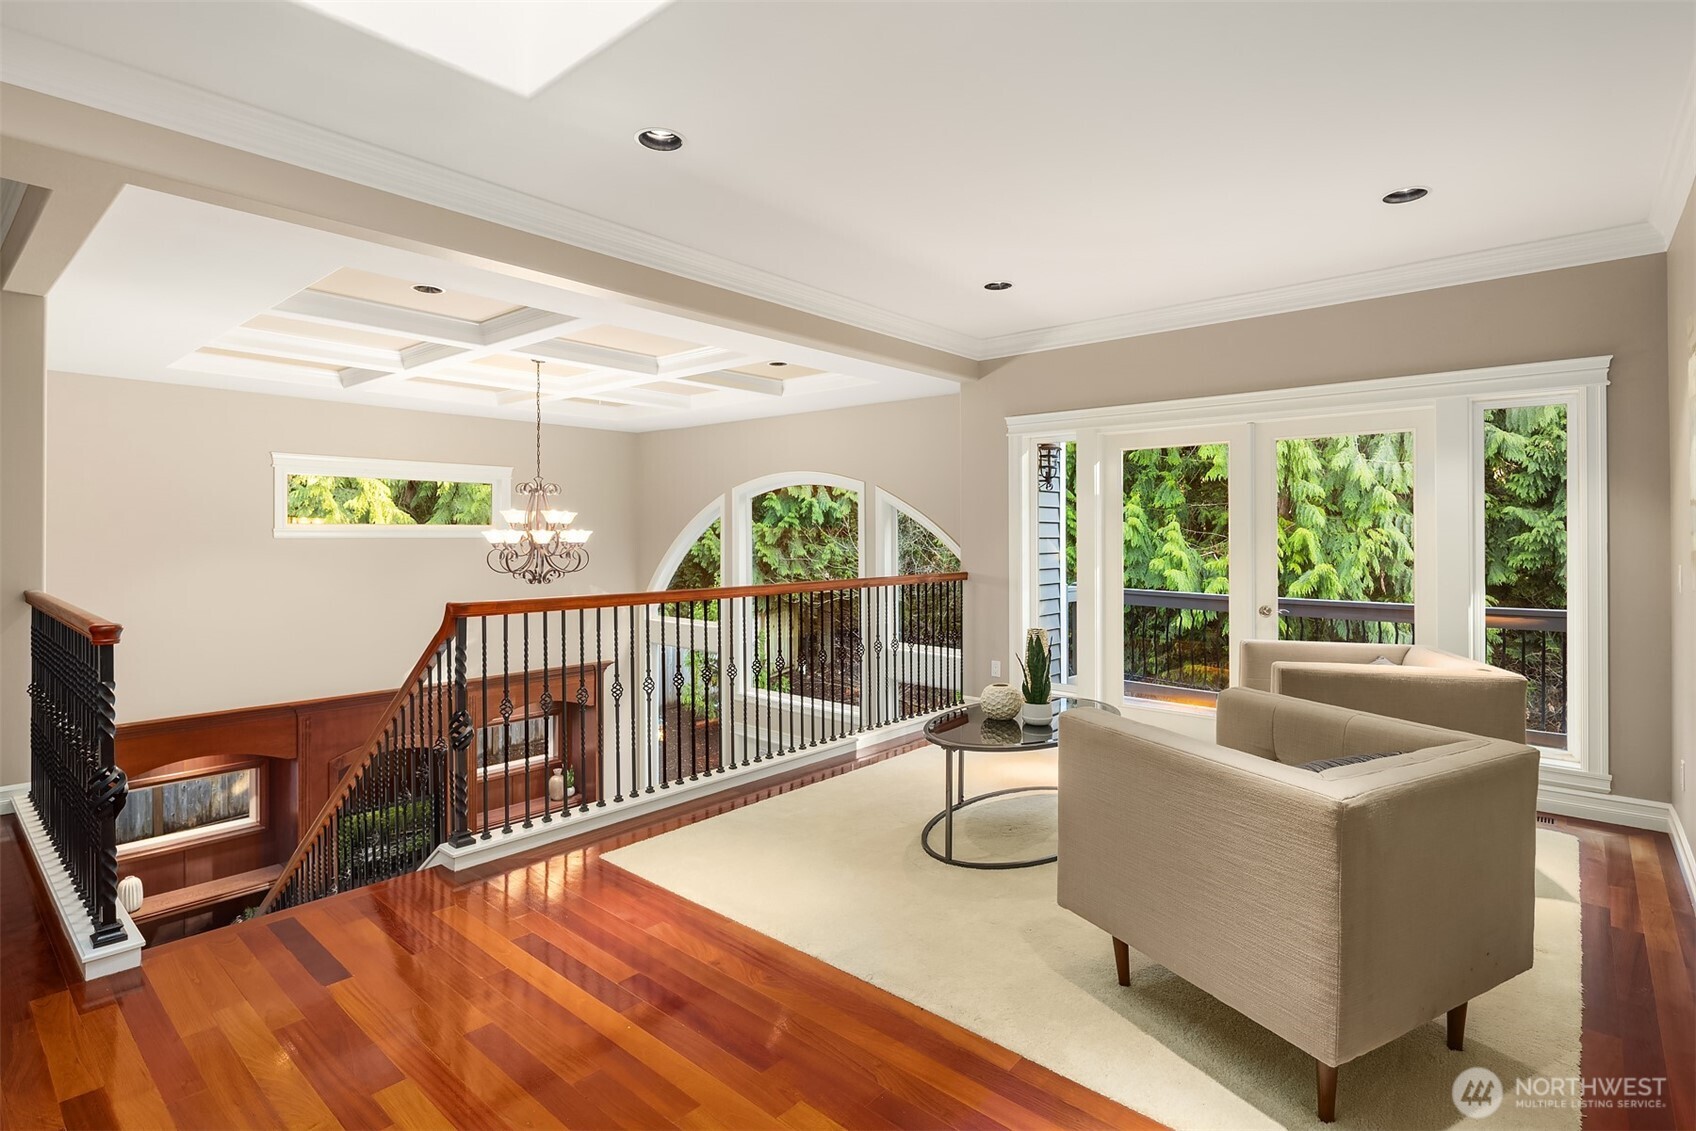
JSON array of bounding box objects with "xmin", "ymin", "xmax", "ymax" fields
[
  {"xmin": 24, "ymin": 591, "xmax": 130, "ymax": 947},
  {"xmin": 1070, "ymin": 588, "xmax": 1567, "ymax": 742},
  {"xmin": 256, "ymin": 573, "xmax": 966, "ymax": 915}
]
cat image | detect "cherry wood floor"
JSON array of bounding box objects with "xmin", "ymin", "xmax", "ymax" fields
[{"xmin": 3, "ymin": 755, "xmax": 1693, "ymax": 1130}]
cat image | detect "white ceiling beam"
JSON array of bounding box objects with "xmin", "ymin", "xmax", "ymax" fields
[
  {"xmin": 210, "ymin": 326, "xmax": 404, "ymax": 371},
  {"xmin": 656, "ymin": 346, "xmax": 755, "ymax": 380},
  {"xmin": 525, "ymin": 338, "xmax": 660, "ymax": 377},
  {"xmin": 274, "ymin": 290, "xmax": 489, "ymax": 347},
  {"xmin": 171, "ymin": 351, "xmax": 344, "ymax": 388},
  {"xmin": 341, "ymin": 307, "xmax": 581, "ymax": 390},
  {"xmin": 674, "ymin": 369, "xmax": 786, "ymax": 396},
  {"xmin": 584, "ymin": 386, "xmax": 693, "ymax": 411}
]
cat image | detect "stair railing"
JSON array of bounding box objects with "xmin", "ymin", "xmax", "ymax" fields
[
  {"xmin": 255, "ymin": 572, "xmax": 966, "ymax": 915},
  {"xmin": 24, "ymin": 591, "xmax": 129, "ymax": 946}
]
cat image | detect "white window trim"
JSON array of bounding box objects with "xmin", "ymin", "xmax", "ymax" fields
[
  {"xmin": 1008, "ymin": 355, "xmax": 1612, "ymax": 786},
  {"xmin": 727, "ymin": 471, "xmax": 868, "ymax": 586},
  {"xmin": 648, "ymin": 496, "xmax": 726, "ymax": 590},
  {"xmin": 872, "ymin": 487, "xmax": 962, "ymax": 577},
  {"xmin": 116, "ymin": 766, "xmax": 262, "ymax": 858},
  {"xmin": 272, "ymin": 452, "xmax": 514, "ymax": 539}
]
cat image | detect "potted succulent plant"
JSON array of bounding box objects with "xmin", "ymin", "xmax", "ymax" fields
[{"xmin": 1017, "ymin": 628, "xmax": 1054, "ymax": 727}]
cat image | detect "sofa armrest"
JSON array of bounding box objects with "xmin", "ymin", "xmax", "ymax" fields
[
  {"xmin": 1273, "ymin": 661, "xmax": 1528, "ymax": 743},
  {"xmin": 1056, "ymin": 709, "xmax": 1350, "ymax": 1060},
  {"xmin": 1239, "ymin": 640, "xmax": 1408, "ymax": 692},
  {"xmin": 1330, "ymin": 743, "xmax": 1538, "ymax": 1061}
]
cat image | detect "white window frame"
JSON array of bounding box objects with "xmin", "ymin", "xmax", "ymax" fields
[
  {"xmin": 727, "ymin": 471, "xmax": 868, "ymax": 586},
  {"xmin": 116, "ymin": 764, "xmax": 263, "ymax": 858},
  {"xmin": 1008, "ymin": 355, "xmax": 1612, "ymax": 786},
  {"xmin": 648, "ymin": 496, "xmax": 726, "ymax": 591},
  {"xmin": 872, "ymin": 487, "xmax": 962, "ymax": 577},
  {"xmin": 272, "ymin": 452, "xmax": 513, "ymax": 539}
]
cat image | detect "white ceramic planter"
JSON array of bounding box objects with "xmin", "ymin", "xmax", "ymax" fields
[{"xmin": 1021, "ymin": 701, "xmax": 1055, "ymax": 728}]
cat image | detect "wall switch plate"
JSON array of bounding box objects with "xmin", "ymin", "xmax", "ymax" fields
[
  {"xmin": 990, "ymin": 660, "xmax": 1001, "ymax": 678},
  {"xmin": 1681, "ymin": 758, "xmax": 1687, "ymax": 793}
]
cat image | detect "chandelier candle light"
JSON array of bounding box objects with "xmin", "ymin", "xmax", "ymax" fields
[{"xmin": 484, "ymin": 359, "xmax": 592, "ymax": 584}]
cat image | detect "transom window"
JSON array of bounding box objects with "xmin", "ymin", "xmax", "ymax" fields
[
  {"xmin": 117, "ymin": 765, "xmax": 260, "ymax": 853},
  {"xmin": 273, "ymin": 453, "xmax": 512, "ymax": 537}
]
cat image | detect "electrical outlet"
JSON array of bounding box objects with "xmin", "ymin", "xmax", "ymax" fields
[
  {"xmin": 1681, "ymin": 758, "xmax": 1687, "ymax": 793},
  {"xmin": 990, "ymin": 660, "xmax": 1002, "ymax": 678}
]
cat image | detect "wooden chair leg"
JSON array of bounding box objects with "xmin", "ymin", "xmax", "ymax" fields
[
  {"xmin": 1316, "ymin": 1060, "xmax": 1338, "ymax": 1123},
  {"xmin": 1447, "ymin": 1002, "xmax": 1468, "ymax": 1051},
  {"xmin": 1112, "ymin": 937, "xmax": 1130, "ymax": 987}
]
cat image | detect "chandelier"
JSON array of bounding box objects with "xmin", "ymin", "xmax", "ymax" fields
[{"xmin": 483, "ymin": 359, "xmax": 591, "ymax": 584}]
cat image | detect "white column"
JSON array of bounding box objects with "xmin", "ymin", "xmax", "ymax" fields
[{"xmin": 1, "ymin": 291, "xmax": 47, "ymax": 787}]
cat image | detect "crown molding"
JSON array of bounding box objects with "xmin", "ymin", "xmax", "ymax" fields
[
  {"xmin": 0, "ymin": 32, "xmax": 1680, "ymax": 368},
  {"xmin": 0, "ymin": 32, "xmax": 983, "ymax": 359},
  {"xmin": 978, "ymin": 224, "xmax": 1668, "ymax": 359},
  {"xmin": 1650, "ymin": 66, "xmax": 1696, "ymax": 242}
]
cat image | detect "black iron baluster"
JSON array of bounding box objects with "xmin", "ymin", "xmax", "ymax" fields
[
  {"xmin": 577, "ymin": 609, "xmax": 590, "ymax": 813},
  {"xmin": 715, "ymin": 596, "xmax": 726, "ymax": 773},
  {"xmin": 499, "ymin": 615, "xmax": 514, "ymax": 835},
  {"xmin": 617, "ymin": 607, "xmax": 630, "ymax": 800},
  {"xmin": 479, "ymin": 617, "xmax": 491, "ymax": 840},
  {"xmin": 741, "ymin": 596, "xmax": 753, "ymax": 766},
  {"xmin": 688, "ymin": 599, "xmax": 700, "ymax": 782},
  {"xmin": 594, "ymin": 608, "xmax": 606, "ymax": 807},
  {"xmin": 643, "ymin": 606, "xmax": 656, "ymax": 793},
  {"xmin": 539, "ymin": 611, "xmax": 553, "ymax": 823},
  {"xmin": 521, "ymin": 614, "xmax": 533, "ymax": 830}
]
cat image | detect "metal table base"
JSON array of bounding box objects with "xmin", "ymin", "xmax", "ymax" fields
[{"xmin": 920, "ymin": 743, "xmax": 1058, "ymax": 869}]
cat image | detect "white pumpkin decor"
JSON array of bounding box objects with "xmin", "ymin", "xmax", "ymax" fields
[
  {"xmin": 980, "ymin": 683, "xmax": 1024, "ymax": 720},
  {"xmin": 117, "ymin": 875, "xmax": 144, "ymax": 914}
]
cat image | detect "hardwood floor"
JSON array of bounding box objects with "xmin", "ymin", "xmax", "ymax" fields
[{"xmin": 3, "ymin": 758, "xmax": 1693, "ymax": 1130}]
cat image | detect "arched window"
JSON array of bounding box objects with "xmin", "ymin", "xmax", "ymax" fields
[
  {"xmin": 666, "ymin": 518, "xmax": 721, "ymax": 590},
  {"xmin": 744, "ymin": 480, "xmax": 863, "ymax": 584},
  {"xmin": 875, "ymin": 489, "xmax": 961, "ymax": 576}
]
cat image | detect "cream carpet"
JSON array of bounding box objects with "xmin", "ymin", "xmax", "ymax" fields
[{"xmin": 605, "ymin": 746, "xmax": 1582, "ymax": 1130}]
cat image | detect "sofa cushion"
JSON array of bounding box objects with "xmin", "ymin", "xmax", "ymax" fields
[
  {"xmin": 1299, "ymin": 750, "xmax": 1402, "ymax": 772},
  {"xmin": 1312, "ymin": 739, "xmax": 1491, "ymax": 780},
  {"xmin": 1370, "ymin": 655, "xmax": 1399, "ymax": 666}
]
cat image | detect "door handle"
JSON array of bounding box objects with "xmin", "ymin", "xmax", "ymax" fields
[{"xmin": 1258, "ymin": 605, "xmax": 1273, "ymax": 617}]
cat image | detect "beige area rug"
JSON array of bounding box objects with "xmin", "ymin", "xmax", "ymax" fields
[{"xmin": 604, "ymin": 745, "xmax": 1582, "ymax": 1130}]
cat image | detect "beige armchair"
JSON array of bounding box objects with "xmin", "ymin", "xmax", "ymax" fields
[
  {"xmin": 1239, "ymin": 640, "xmax": 1529, "ymax": 743},
  {"xmin": 1057, "ymin": 688, "xmax": 1538, "ymax": 1122}
]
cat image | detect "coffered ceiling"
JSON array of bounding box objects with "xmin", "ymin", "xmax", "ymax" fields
[
  {"xmin": 3, "ymin": 2, "xmax": 1693, "ymax": 360},
  {"xmin": 46, "ymin": 188, "xmax": 953, "ymax": 431}
]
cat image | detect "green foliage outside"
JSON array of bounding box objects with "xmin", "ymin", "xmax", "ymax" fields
[
  {"xmin": 335, "ymin": 798, "xmax": 434, "ymax": 881},
  {"xmin": 896, "ymin": 511, "xmax": 960, "ymax": 574},
  {"xmin": 752, "ymin": 486, "xmax": 859, "ymax": 583},
  {"xmin": 286, "ymin": 475, "xmax": 493, "ymax": 526},
  {"xmin": 1483, "ymin": 405, "xmax": 1567, "ymax": 611}
]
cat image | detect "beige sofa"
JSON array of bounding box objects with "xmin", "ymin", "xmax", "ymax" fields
[
  {"xmin": 1239, "ymin": 640, "xmax": 1529, "ymax": 743},
  {"xmin": 1057, "ymin": 688, "xmax": 1538, "ymax": 1122}
]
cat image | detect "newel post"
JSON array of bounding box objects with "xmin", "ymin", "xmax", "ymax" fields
[
  {"xmin": 447, "ymin": 616, "xmax": 476, "ymax": 847},
  {"xmin": 88, "ymin": 641, "xmax": 128, "ymax": 947}
]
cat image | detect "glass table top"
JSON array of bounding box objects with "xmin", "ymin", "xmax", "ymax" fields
[{"xmin": 923, "ymin": 697, "xmax": 1120, "ymax": 752}]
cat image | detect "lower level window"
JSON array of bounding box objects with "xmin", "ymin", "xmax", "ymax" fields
[{"xmin": 116, "ymin": 766, "xmax": 259, "ymax": 851}]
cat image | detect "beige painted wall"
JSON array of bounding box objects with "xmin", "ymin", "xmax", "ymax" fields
[
  {"xmin": 965, "ymin": 253, "xmax": 1672, "ymax": 803},
  {"xmin": 42, "ymin": 373, "xmax": 639, "ymax": 730},
  {"xmin": 631, "ymin": 396, "xmax": 962, "ymax": 586},
  {"xmin": 1668, "ymin": 182, "xmax": 1696, "ymax": 839},
  {"xmin": 1, "ymin": 293, "xmax": 47, "ymax": 787}
]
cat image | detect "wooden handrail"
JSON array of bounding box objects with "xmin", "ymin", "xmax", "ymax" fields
[
  {"xmin": 253, "ymin": 609, "xmax": 458, "ymax": 915},
  {"xmin": 447, "ymin": 572, "xmax": 969, "ymax": 619},
  {"xmin": 257, "ymin": 571, "xmax": 970, "ymax": 915},
  {"xmin": 24, "ymin": 591, "xmax": 123, "ymax": 645}
]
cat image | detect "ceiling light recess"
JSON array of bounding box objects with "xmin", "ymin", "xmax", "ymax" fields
[
  {"xmin": 637, "ymin": 129, "xmax": 684, "ymax": 152},
  {"xmin": 413, "ymin": 284, "xmax": 443, "ymax": 294},
  {"xmin": 983, "ymin": 281, "xmax": 1013, "ymax": 291},
  {"xmin": 1381, "ymin": 187, "xmax": 1429, "ymax": 205}
]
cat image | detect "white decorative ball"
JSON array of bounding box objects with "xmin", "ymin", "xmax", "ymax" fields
[
  {"xmin": 117, "ymin": 875, "xmax": 144, "ymax": 914},
  {"xmin": 980, "ymin": 683, "xmax": 1024, "ymax": 720}
]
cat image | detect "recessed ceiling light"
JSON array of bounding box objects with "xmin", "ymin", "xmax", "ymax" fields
[
  {"xmin": 413, "ymin": 284, "xmax": 443, "ymax": 294},
  {"xmin": 768, "ymin": 361, "xmax": 788, "ymax": 367},
  {"xmin": 984, "ymin": 281, "xmax": 1013, "ymax": 291},
  {"xmin": 637, "ymin": 129, "xmax": 684, "ymax": 152},
  {"xmin": 1381, "ymin": 187, "xmax": 1429, "ymax": 205}
]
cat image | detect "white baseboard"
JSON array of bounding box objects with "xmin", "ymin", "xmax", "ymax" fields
[
  {"xmin": 6, "ymin": 793, "xmax": 144, "ymax": 981},
  {"xmin": 1538, "ymin": 785, "xmax": 1696, "ymax": 902},
  {"xmin": 0, "ymin": 781, "xmax": 27, "ymax": 815},
  {"xmin": 425, "ymin": 713, "xmax": 936, "ymax": 874}
]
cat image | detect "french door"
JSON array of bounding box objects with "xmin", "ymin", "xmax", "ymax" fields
[{"xmin": 1098, "ymin": 409, "xmax": 1433, "ymax": 715}]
